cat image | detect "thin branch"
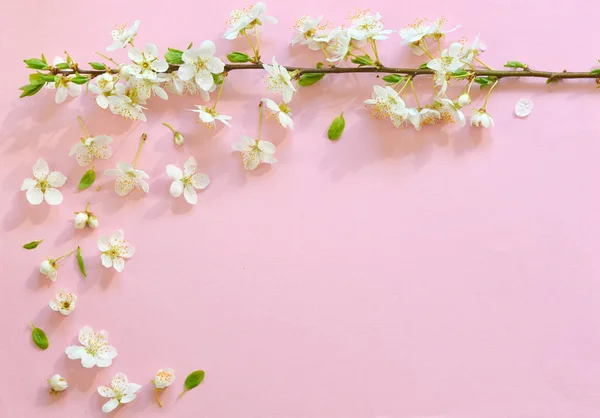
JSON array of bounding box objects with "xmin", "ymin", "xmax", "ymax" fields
[{"xmin": 52, "ymin": 64, "xmax": 599, "ymax": 80}]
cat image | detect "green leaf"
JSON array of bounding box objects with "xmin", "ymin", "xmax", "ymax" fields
[
  {"xmin": 187, "ymin": 42, "xmax": 193, "ymax": 49},
  {"xmin": 31, "ymin": 324, "xmax": 49, "ymax": 350},
  {"xmin": 504, "ymin": 61, "xmax": 528, "ymax": 70},
  {"xmin": 316, "ymin": 62, "xmax": 324, "ymax": 69},
  {"xmin": 54, "ymin": 62, "xmax": 70, "ymax": 70},
  {"xmin": 350, "ymin": 54, "xmax": 374, "ymax": 67},
  {"xmin": 165, "ymin": 48, "xmax": 184, "ymax": 65},
  {"xmin": 451, "ymin": 69, "xmax": 470, "ymax": 79},
  {"xmin": 327, "ymin": 112, "xmax": 345, "ymax": 141},
  {"xmin": 77, "ymin": 246, "xmax": 87, "ymax": 278},
  {"xmin": 71, "ymin": 76, "xmax": 89, "ymax": 85},
  {"xmin": 546, "ymin": 77, "xmax": 556, "ymax": 84},
  {"xmin": 180, "ymin": 370, "xmax": 205, "ymax": 396},
  {"xmin": 19, "ymin": 83, "xmax": 44, "ymax": 98},
  {"xmin": 474, "ymin": 76, "xmax": 494, "ymax": 89},
  {"xmin": 298, "ymin": 73, "xmax": 325, "ymax": 87},
  {"xmin": 23, "ymin": 239, "xmax": 43, "ymax": 250},
  {"xmin": 590, "ymin": 69, "xmax": 600, "ymax": 76},
  {"xmin": 382, "ymin": 74, "xmax": 404, "ymax": 84},
  {"xmin": 419, "ymin": 62, "xmax": 430, "ymax": 69},
  {"xmin": 78, "ymin": 169, "xmax": 96, "ymax": 190},
  {"xmin": 227, "ymin": 52, "xmax": 250, "ymax": 63},
  {"xmin": 212, "ymin": 73, "xmax": 226, "ymax": 85},
  {"xmin": 24, "ymin": 58, "xmax": 49, "ymax": 70},
  {"xmin": 89, "ymin": 62, "xmax": 107, "ymax": 70}
]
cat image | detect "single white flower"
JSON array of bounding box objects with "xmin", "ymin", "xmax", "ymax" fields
[
  {"xmin": 48, "ymin": 374, "xmax": 68, "ymax": 393},
  {"xmin": 125, "ymin": 74, "xmax": 168, "ymax": 101},
  {"xmin": 21, "ymin": 158, "xmax": 66, "ymax": 205},
  {"xmin": 49, "ymin": 289, "xmax": 77, "ymax": 315},
  {"xmin": 189, "ymin": 105, "xmax": 232, "ymax": 128},
  {"xmin": 364, "ymin": 85, "xmax": 408, "ymax": 127},
  {"xmin": 106, "ymin": 20, "xmax": 140, "ymax": 51},
  {"xmin": 408, "ymin": 108, "xmax": 441, "ymax": 130},
  {"xmin": 98, "ymin": 373, "xmax": 141, "ymax": 413},
  {"xmin": 348, "ymin": 10, "xmax": 393, "ymax": 41},
  {"xmin": 153, "ymin": 368, "xmax": 175, "ymax": 389},
  {"xmin": 427, "ymin": 17, "xmax": 460, "ymax": 40},
  {"xmin": 232, "ymin": 135, "xmax": 277, "ymax": 171},
  {"xmin": 98, "ymin": 230, "xmax": 135, "ymax": 272},
  {"xmin": 45, "ymin": 58, "xmax": 81, "ymax": 104},
  {"xmin": 65, "ymin": 326, "xmax": 118, "ymax": 368},
  {"xmin": 128, "ymin": 43, "xmax": 168, "ymax": 78},
  {"xmin": 463, "ymin": 35, "xmax": 487, "ymax": 63},
  {"xmin": 223, "ymin": 2, "xmax": 277, "ymax": 40},
  {"xmin": 178, "ymin": 41, "xmax": 225, "ymax": 91},
  {"xmin": 326, "ymin": 27, "xmax": 352, "ymax": 64},
  {"xmin": 291, "ymin": 16, "xmax": 331, "ymax": 51},
  {"xmin": 427, "ymin": 42, "xmax": 465, "ymax": 94},
  {"xmin": 69, "ymin": 134, "xmax": 113, "ymax": 167},
  {"xmin": 262, "ymin": 98, "xmax": 293, "ymax": 129},
  {"xmin": 107, "ymin": 92, "xmax": 147, "ymax": 121},
  {"xmin": 515, "ymin": 98, "xmax": 533, "ymax": 117},
  {"xmin": 471, "ymin": 108, "xmax": 494, "ymax": 128},
  {"xmin": 435, "ymin": 97, "xmax": 466, "ymax": 126},
  {"xmin": 457, "ymin": 93, "xmax": 471, "ymax": 107},
  {"xmin": 104, "ymin": 162, "xmax": 150, "ymax": 196},
  {"xmin": 166, "ymin": 157, "xmax": 210, "ymax": 205},
  {"xmin": 399, "ymin": 19, "xmax": 430, "ymax": 46},
  {"xmin": 40, "ymin": 259, "xmax": 58, "ymax": 281},
  {"xmin": 89, "ymin": 73, "xmax": 118, "ymax": 109},
  {"xmin": 263, "ymin": 57, "xmax": 296, "ymax": 103}
]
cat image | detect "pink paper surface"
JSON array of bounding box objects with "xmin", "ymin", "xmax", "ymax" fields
[{"xmin": 1, "ymin": 1, "xmax": 600, "ymax": 417}]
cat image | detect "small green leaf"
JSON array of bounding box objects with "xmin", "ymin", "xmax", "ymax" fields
[
  {"xmin": 590, "ymin": 69, "xmax": 600, "ymax": 76},
  {"xmin": 78, "ymin": 169, "xmax": 96, "ymax": 190},
  {"xmin": 165, "ymin": 48, "xmax": 184, "ymax": 65},
  {"xmin": 31, "ymin": 324, "xmax": 49, "ymax": 350},
  {"xmin": 298, "ymin": 73, "xmax": 325, "ymax": 87},
  {"xmin": 227, "ymin": 52, "xmax": 250, "ymax": 63},
  {"xmin": 71, "ymin": 76, "xmax": 89, "ymax": 85},
  {"xmin": 24, "ymin": 58, "xmax": 49, "ymax": 70},
  {"xmin": 89, "ymin": 62, "xmax": 107, "ymax": 70},
  {"xmin": 316, "ymin": 62, "xmax": 324, "ymax": 69},
  {"xmin": 474, "ymin": 77, "xmax": 493, "ymax": 89},
  {"xmin": 180, "ymin": 370, "xmax": 205, "ymax": 397},
  {"xmin": 546, "ymin": 77, "xmax": 556, "ymax": 84},
  {"xmin": 327, "ymin": 112, "xmax": 345, "ymax": 141},
  {"xmin": 19, "ymin": 83, "xmax": 44, "ymax": 98},
  {"xmin": 382, "ymin": 74, "xmax": 404, "ymax": 84},
  {"xmin": 350, "ymin": 54, "xmax": 374, "ymax": 67},
  {"xmin": 76, "ymin": 246, "xmax": 87, "ymax": 278},
  {"xmin": 23, "ymin": 239, "xmax": 44, "ymax": 250},
  {"xmin": 451, "ymin": 69, "xmax": 470, "ymax": 79},
  {"xmin": 504, "ymin": 61, "xmax": 528, "ymax": 70},
  {"xmin": 187, "ymin": 42, "xmax": 193, "ymax": 49},
  {"xmin": 419, "ymin": 62, "xmax": 430, "ymax": 69},
  {"xmin": 54, "ymin": 62, "xmax": 70, "ymax": 70}
]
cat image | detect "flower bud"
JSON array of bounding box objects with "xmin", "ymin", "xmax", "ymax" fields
[
  {"xmin": 153, "ymin": 368, "xmax": 175, "ymax": 389},
  {"xmin": 48, "ymin": 374, "xmax": 68, "ymax": 392},
  {"xmin": 40, "ymin": 259, "xmax": 57, "ymax": 281},
  {"xmin": 174, "ymin": 132, "xmax": 184, "ymax": 145},
  {"xmin": 457, "ymin": 93, "xmax": 471, "ymax": 107},
  {"xmin": 87, "ymin": 214, "xmax": 99, "ymax": 229},
  {"xmin": 74, "ymin": 212, "xmax": 88, "ymax": 229}
]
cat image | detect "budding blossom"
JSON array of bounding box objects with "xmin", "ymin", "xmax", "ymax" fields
[
  {"xmin": 470, "ymin": 108, "xmax": 494, "ymax": 128},
  {"xmin": 48, "ymin": 374, "xmax": 68, "ymax": 394},
  {"xmin": 74, "ymin": 204, "xmax": 98, "ymax": 229},
  {"xmin": 223, "ymin": 2, "xmax": 277, "ymax": 40}
]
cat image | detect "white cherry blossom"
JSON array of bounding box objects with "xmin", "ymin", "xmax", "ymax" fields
[
  {"xmin": 348, "ymin": 10, "xmax": 393, "ymax": 41},
  {"xmin": 49, "ymin": 289, "xmax": 77, "ymax": 315},
  {"xmin": 262, "ymin": 98, "xmax": 293, "ymax": 129},
  {"xmin": 223, "ymin": 2, "xmax": 277, "ymax": 40},
  {"xmin": 106, "ymin": 20, "xmax": 140, "ymax": 51},
  {"xmin": 364, "ymin": 85, "xmax": 409, "ymax": 127},
  {"xmin": 427, "ymin": 42, "xmax": 465, "ymax": 94},
  {"xmin": 153, "ymin": 369, "xmax": 175, "ymax": 389},
  {"xmin": 107, "ymin": 92, "xmax": 147, "ymax": 121},
  {"xmin": 40, "ymin": 259, "xmax": 58, "ymax": 281},
  {"xmin": 232, "ymin": 135, "xmax": 277, "ymax": 170},
  {"xmin": 65, "ymin": 326, "xmax": 118, "ymax": 368},
  {"xmin": 128, "ymin": 43, "xmax": 168, "ymax": 78},
  {"xmin": 435, "ymin": 97, "xmax": 466, "ymax": 126},
  {"xmin": 471, "ymin": 108, "xmax": 494, "ymax": 128},
  {"xmin": 104, "ymin": 162, "xmax": 150, "ymax": 196},
  {"xmin": 21, "ymin": 158, "xmax": 66, "ymax": 205},
  {"xmin": 98, "ymin": 373, "xmax": 141, "ymax": 413},
  {"xmin": 178, "ymin": 41, "xmax": 225, "ymax": 91},
  {"xmin": 166, "ymin": 156, "xmax": 210, "ymax": 205},
  {"xmin": 263, "ymin": 57, "xmax": 296, "ymax": 103},
  {"xmin": 98, "ymin": 230, "xmax": 135, "ymax": 272},
  {"xmin": 408, "ymin": 108, "xmax": 441, "ymax": 130},
  {"xmin": 427, "ymin": 18, "xmax": 460, "ymax": 40},
  {"xmin": 326, "ymin": 27, "xmax": 352, "ymax": 64},
  {"xmin": 291, "ymin": 16, "xmax": 331, "ymax": 50},
  {"xmin": 69, "ymin": 134, "xmax": 112, "ymax": 167},
  {"xmin": 48, "ymin": 374, "xmax": 68, "ymax": 393},
  {"xmin": 46, "ymin": 57, "xmax": 81, "ymax": 104},
  {"xmin": 89, "ymin": 73, "xmax": 118, "ymax": 109},
  {"xmin": 189, "ymin": 105, "xmax": 232, "ymax": 128}
]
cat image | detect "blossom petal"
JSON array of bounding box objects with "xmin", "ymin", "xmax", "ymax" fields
[
  {"xmin": 25, "ymin": 187, "xmax": 42, "ymax": 205},
  {"xmin": 152, "ymin": 60, "xmax": 169, "ymax": 73},
  {"xmin": 191, "ymin": 173, "xmax": 210, "ymax": 190},
  {"xmin": 98, "ymin": 386, "xmax": 115, "ymax": 398},
  {"xmin": 65, "ymin": 345, "xmax": 85, "ymax": 360},
  {"xmin": 195, "ymin": 71, "xmax": 214, "ymax": 91},
  {"xmin": 177, "ymin": 63, "xmax": 195, "ymax": 81},
  {"xmin": 183, "ymin": 186, "xmax": 197, "ymax": 204},
  {"xmin": 137, "ymin": 179, "xmax": 149, "ymax": 193},
  {"xmin": 102, "ymin": 398, "xmax": 119, "ymax": 413},
  {"xmin": 47, "ymin": 171, "xmax": 67, "ymax": 187},
  {"xmin": 97, "ymin": 345, "xmax": 118, "ymax": 360},
  {"xmin": 170, "ymin": 180, "xmax": 184, "ymax": 197},
  {"xmin": 207, "ymin": 57, "xmax": 225, "ymax": 74},
  {"xmin": 166, "ymin": 165, "xmax": 183, "ymax": 181},
  {"xmin": 55, "ymin": 87, "xmax": 67, "ymax": 104},
  {"xmin": 128, "ymin": 47, "xmax": 142, "ymax": 62},
  {"xmin": 120, "ymin": 394, "xmax": 136, "ymax": 404},
  {"xmin": 257, "ymin": 140, "xmax": 276, "ymax": 154},
  {"xmin": 184, "ymin": 156, "xmax": 197, "ymax": 175},
  {"xmin": 197, "ymin": 40, "xmax": 216, "ymax": 57},
  {"xmin": 98, "ymin": 236, "xmax": 110, "ymax": 252},
  {"xmin": 95, "ymin": 357, "xmax": 113, "ymax": 368},
  {"xmin": 127, "ymin": 383, "xmax": 142, "ymax": 395},
  {"xmin": 103, "ymin": 169, "xmax": 123, "ymax": 177},
  {"xmin": 81, "ymin": 352, "xmax": 97, "ymax": 368},
  {"xmin": 113, "ymin": 257, "xmax": 125, "ymax": 272},
  {"xmin": 44, "ymin": 188, "xmax": 63, "ymax": 205},
  {"xmin": 33, "ymin": 158, "xmax": 49, "ymax": 179},
  {"xmin": 115, "ymin": 176, "xmax": 135, "ymax": 196},
  {"xmin": 78, "ymin": 326, "xmax": 94, "ymax": 344},
  {"xmin": 101, "ymin": 254, "xmax": 113, "ymax": 268},
  {"xmin": 21, "ymin": 178, "xmax": 36, "ymax": 191}
]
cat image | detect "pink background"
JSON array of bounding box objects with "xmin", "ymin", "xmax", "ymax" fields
[{"xmin": 1, "ymin": 1, "xmax": 600, "ymax": 417}]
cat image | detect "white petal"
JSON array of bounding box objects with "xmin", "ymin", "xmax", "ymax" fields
[
  {"xmin": 102, "ymin": 398, "xmax": 119, "ymax": 413},
  {"xmin": 183, "ymin": 186, "xmax": 197, "ymax": 204},
  {"xmin": 98, "ymin": 236, "xmax": 110, "ymax": 251},
  {"xmin": 55, "ymin": 87, "xmax": 67, "ymax": 104},
  {"xmin": 184, "ymin": 156, "xmax": 197, "ymax": 175},
  {"xmin": 81, "ymin": 352, "xmax": 97, "ymax": 368},
  {"xmin": 47, "ymin": 171, "xmax": 67, "ymax": 187},
  {"xmin": 113, "ymin": 257, "xmax": 125, "ymax": 272},
  {"xmin": 103, "ymin": 169, "xmax": 123, "ymax": 177},
  {"xmin": 97, "ymin": 345, "xmax": 118, "ymax": 360},
  {"xmin": 197, "ymin": 40, "xmax": 216, "ymax": 57},
  {"xmin": 44, "ymin": 189, "xmax": 63, "ymax": 205},
  {"xmin": 137, "ymin": 179, "xmax": 149, "ymax": 193},
  {"xmin": 128, "ymin": 47, "xmax": 142, "ymax": 62},
  {"xmin": 177, "ymin": 63, "xmax": 195, "ymax": 81},
  {"xmin": 96, "ymin": 95, "xmax": 109, "ymax": 109},
  {"xmin": 21, "ymin": 178, "xmax": 36, "ymax": 191},
  {"xmin": 170, "ymin": 180, "xmax": 184, "ymax": 197},
  {"xmin": 120, "ymin": 394, "xmax": 136, "ymax": 404},
  {"xmin": 515, "ymin": 98, "xmax": 533, "ymax": 117},
  {"xmin": 191, "ymin": 173, "xmax": 210, "ymax": 190},
  {"xmin": 257, "ymin": 140, "xmax": 276, "ymax": 154},
  {"xmin": 98, "ymin": 386, "xmax": 116, "ymax": 398},
  {"xmin": 195, "ymin": 71, "xmax": 214, "ymax": 91},
  {"xmin": 207, "ymin": 57, "xmax": 225, "ymax": 74},
  {"xmin": 101, "ymin": 254, "xmax": 113, "ymax": 268},
  {"xmin": 166, "ymin": 164, "xmax": 183, "ymax": 181},
  {"xmin": 26, "ymin": 187, "xmax": 44, "ymax": 205},
  {"xmin": 65, "ymin": 345, "xmax": 85, "ymax": 359},
  {"xmin": 33, "ymin": 158, "xmax": 49, "ymax": 179}
]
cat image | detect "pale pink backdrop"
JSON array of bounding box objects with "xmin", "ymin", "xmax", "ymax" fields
[{"xmin": 1, "ymin": 0, "xmax": 600, "ymax": 417}]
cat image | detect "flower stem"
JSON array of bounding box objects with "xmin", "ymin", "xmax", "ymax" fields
[
  {"xmin": 30, "ymin": 321, "xmax": 36, "ymax": 329},
  {"xmin": 369, "ymin": 39, "xmax": 381, "ymax": 66},
  {"xmin": 155, "ymin": 388, "xmax": 163, "ymax": 408},
  {"xmin": 257, "ymin": 101, "xmax": 264, "ymax": 141},
  {"xmin": 417, "ymin": 42, "xmax": 434, "ymax": 59},
  {"xmin": 162, "ymin": 122, "xmax": 176, "ymax": 133},
  {"xmin": 56, "ymin": 250, "xmax": 75, "ymax": 263},
  {"xmin": 475, "ymin": 57, "xmax": 494, "ymax": 70},
  {"xmin": 95, "ymin": 52, "xmax": 120, "ymax": 67},
  {"xmin": 410, "ymin": 79, "xmax": 421, "ymax": 108},
  {"xmin": 77, "ymin": 116, "xmax": 88, "ymax": 138},
  {"xmin": 482, "ymin": 80, "xmax": 500, "ymax": 110},
  {"xmin": 254, "ymin": 30, "xmax": 261, "ymax": 62},
  {"xmin": 244, "ymin": 31, "xmax": 259, "ymax": 63},
  {"xmin": 211, "ymin": 79, "xmax": 226, "ymax": 111},
  {"xmin": 396, "ymin": 76, "xmax": 412, "ymax": 94},
  {"xmin": 85, "ymin": 202, "xmax": 90, "ymax": 212},
  {"xmin": 132, "ymin": 133, "xmax": 147, "ymax": 168}
]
